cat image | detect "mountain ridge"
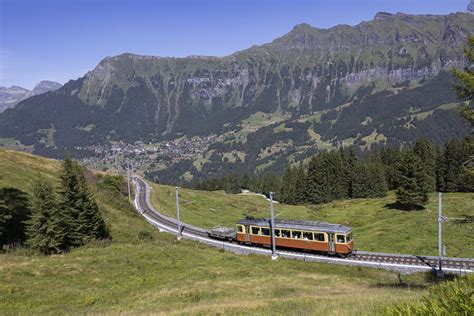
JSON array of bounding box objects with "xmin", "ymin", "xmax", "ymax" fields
[
  {"xmin": 0, "ymin": 11, "xmax": 472, "ymax": 181},
  {"xmin": 0, "ymin": 80, "xmax": 62, "ymax": 113}
]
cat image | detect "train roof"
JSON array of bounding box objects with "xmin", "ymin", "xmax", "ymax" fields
[{"xmin": 237, "ymin": 218, "xmax": 352, "ymax": 234}]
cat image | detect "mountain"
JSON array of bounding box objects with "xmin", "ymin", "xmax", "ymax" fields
[
  {"xmin": 28, "ymin": 80, "xmax": 63, "ymax": 97},
  {"xmin": 0, "ymin": 81, "xmax": 62, "ymax": 113},
  {"xmin": 0, "ymin": 86, "xmax": 30, "ymax": 113},
  {"xmin": 0, "ymin": 12, "xmax": 473, "ymax": 181}
]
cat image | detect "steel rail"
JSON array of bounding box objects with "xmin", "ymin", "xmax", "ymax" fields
[{"xmin": 132, "ymin": 176, "xmax": 474, "ymax": 274}]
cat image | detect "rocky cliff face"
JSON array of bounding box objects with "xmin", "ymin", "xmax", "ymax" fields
[
  {"xmin": 76, "ymin": 12, "xmax": 473, "ymax": 134},
  {"xmin": 468, "ymin": 0, "xmax": 474, "ymax": 14}
]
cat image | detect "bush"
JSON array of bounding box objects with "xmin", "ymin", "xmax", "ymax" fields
[
  {"xmin": 136, "ymin": 230, "xmax": 154, "ymax": 241},
  {"xmin": 385, "ymin": 275, "xmax": 474, "ymax": 315}
]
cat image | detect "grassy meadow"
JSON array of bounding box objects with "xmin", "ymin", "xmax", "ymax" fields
[
  {"xmin": 0, "ymin": 149, "xmax": 470, "ymax": 314},
  {"xmin": 149, "ymin": 183, "xmax": 474, "ymax": 258}
]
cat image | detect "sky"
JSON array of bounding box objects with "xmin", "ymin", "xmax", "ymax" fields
[{"xmin": 0, "ymin": 0, "xmax": 470, "ymax": 89}]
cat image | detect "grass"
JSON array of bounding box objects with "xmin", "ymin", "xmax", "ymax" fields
[
  {"xmin": 0, "ymin": 149, "xmax": 468, "ymax": 314},
  {"xmin": 0, "ymin": 235, "xmax": 432, "ymax": 315},
  {"xmin": 150, "ymin": 183, "xmax": 474, "ymax": 258}
]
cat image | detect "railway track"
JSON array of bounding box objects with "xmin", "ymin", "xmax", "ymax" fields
[{"xmin": 132, "ymin": 176, "xmax": 474, "ymax": 274}]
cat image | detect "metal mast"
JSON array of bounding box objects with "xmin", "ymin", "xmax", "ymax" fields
[
  {"xmin": 270, "ymin": 192, "xmax": 277, "ymax": 260},
  {"xmin": 437, "ymin": 192, "xmax": 444, "ymax": 277},
  {"xmin": 176, "ymin": 186, "xmax": 182, "ymax": 240},
  {"xmin": 127, "ymin": 158, "xmax": 131, "ymax": 201}
]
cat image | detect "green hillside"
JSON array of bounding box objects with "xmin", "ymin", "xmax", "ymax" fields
[
  {"xmin": 0, "ymin": 149, "xmax": 446, "ymax": 314},
  {"xmin": 149, "ymin": 182, "xmax": 474, "ymax": 258}
]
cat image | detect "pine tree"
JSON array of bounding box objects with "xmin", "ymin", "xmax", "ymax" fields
[
  {"xmin": 352, "ymin": 159, "xmax": 388, "ymax": 199},
  {"xmin": 395, "ymin": 151, "xmax": 431, "ymax": 210},
  {"xmin": 224, "ymin": 173, "xmax": 241, "ymax": 194},
  {"xmin": 280, "ymin": 166, "xmax": 297, "ymax": 204},
  {"xmin": 26, "ymin": 177, "xmax": 67, "ymax": 254},
  {"xmin": 413, "ymin": 138, "xmax": 438, "ymax": 191},
  {"xmin": 440, "ymin": 138, "xmax": 474, "ymax": 192},
  {"xmin": 346, "ymin": 147, "xmax": 357, "ymax": 198},
  {"xmin": 305, "ymin": 154, "xmax": 331, "ymax": 204},
  {"xmin": 451, "ymin": 36, "xmax": 474, "ymax": 126},
  {"xmin": 0, "ymin": 187, "xmax": 30, "ymax": 246},
  {"xmin": 59, "ymin": 157, "xmax": 109, "ymax": 246},
  {"xmin": 330, "ymin": 150, "xmax": 350, "ymax": 200},
  {"xmin": 294, "ymin": 164, "xmax": 307, "ymax": 204},
  {"xmin": 260, "ymin": 173, "xmax": 281, "ymax": 198},
  {"xmin": 380, "ymin": 146, "xmax": 403, "ymax": 190}
]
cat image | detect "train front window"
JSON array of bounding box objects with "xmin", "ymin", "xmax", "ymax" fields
[
  {"xmin": 346, "ymin": 233, "xmax": 352, "ymax": 242},
  {"xmin": 292, "ymin": 231, "xmax": 302, "ymax": 239},
  {"xmin": 303, "ymin": 232, "xmax": 313, "ymax": 240},
  {"xmin": 251, "ymin": 227, "xmax": 260, "ymax": 235},
  {"xmin": 261, "ymin": 228, "xmax": 270, "ymax": 236},
  {"xmin": 336, "ymin": 234, "xmax": 346, "ymax": 243},
  {"xmin": 314, "ymin": 233, "xmax": 325, "ymax": 242},
  {"xmin": 236, "ymin": 225, "xmax": 245, "ymax": 233}
]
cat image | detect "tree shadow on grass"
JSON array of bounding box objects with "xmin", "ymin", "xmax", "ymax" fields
[
  {"xmin": 385, "ymin": 202, "xmax": 425, "ymax": 211},
  {"xmin": 0, "ymin": 187, "xmax": 30, "ymax": 247}
]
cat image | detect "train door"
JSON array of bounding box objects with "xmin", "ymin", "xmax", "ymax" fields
[
  {"xmin": 245, "ymin": 224, "xmax": 250, "ymax": 243},
  {"xmin": 328, "ymin": 233, "xmax": 335, "ymax": 254}
]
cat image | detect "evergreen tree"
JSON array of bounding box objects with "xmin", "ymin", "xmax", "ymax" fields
[
  {"xmin": 352, "ymin": 159, "xmax": 388, "ymax": 199},
  {"xmin": 451, "ymin": 36, "xmax": 474, "ymax": 126},
  {"xmin": 224, "ymin": 173, "xmax": 241, "ymax": 194},
  {"xmin": 413, "ymin": 138, "xmax": 438, "ymax": 191},
  {"xmin": 280, "ymin": 166, "xmax": 297, "ymax": 204},
  {"xmin": 304, "ymin": 151, "xmax": 350, "ymax": 204},
  {"xmin": 395, "ymin": 151, "xmax": 431, "ymax": 210},
  {"xmin": 260, "ymin": 172, "xmax": 281, "ymax": 198},
  {"xmin": 328, "ymin": 151, "xmax": 350, "ymax": 200},
  {"xmin": 305, "ymin": 154, "xmax": 331, "ymax": 204},
  {"xmin": 440, "ymin": 138, "xmax": 474, "ymax": 192},
  {"xmin": 26, "ymin": 177, "xmax": 67, "ymax": 254},
  {"xmin": 294, "ymin": 164, "xmax": 307, "ymax": 204},
  {"xmin": 380, "ymin": 146, "xmax": 403, "ymax": 190},
  {"xmin": 59, "ymin": 157, "xmax": 109, "ymax": 246},
  {"xmin": 0, "ymin": 187, "xmax": 30, "ymax": 246},
  {"xmin": 346, "ymin": 147, "xmax": 358, "ymax": 198}
]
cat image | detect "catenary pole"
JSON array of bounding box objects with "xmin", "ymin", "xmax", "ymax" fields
[
  {"xmin": 176, "ymin": 186, "xmax": 182, "ymax": 240},
  {"xmin": 438, "ymin": 192, "xmax": 444, "ymax": 277},
  {"xmin": 270, "ymin": 192, "xmax": 277, "ymax": 260},
  {"xmin": 127, "ymin": 158, "xmax": 131, "ymax": 201}
]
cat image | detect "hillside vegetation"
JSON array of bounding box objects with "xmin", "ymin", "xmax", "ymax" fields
[
  {"xmin": 150, "ymin": 182, "xmax": 474, "ymax": 257},
  {"xmin": 0, "ymin": 149, "xmax": 451, "ymax": 314}
]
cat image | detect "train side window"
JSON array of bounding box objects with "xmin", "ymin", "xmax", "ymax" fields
[
  {"xmin": 281, "ymin": 229, "xmax": 291, "ymax": 238},
  {"xmin": 261, "ymin": 228, "xmax": 270, "ymax": 236},
  {"xmin": 336, "ymin": 234, "xmax": 345, "ymax": 243},
  {"xmin": 292, "ymin": 231, "xmax": 302, "ymax": 239},
  {"xmin": 303, "ymin": 231, "xmax": 313, "ymax": 240},
  {"xmin": 251, "ymin": 226, "xmax": 260, "ymax": 235},
  {"xmin": 275, "ymin": 229, "xmax": 281, "ymax": 237},
  {"xmin": 314, "ymin": 233, "xmax": 325, "ymax": 242},
  {"xmin": 236, "ymin": 225, "xmax": 245, "ymax": 233}
]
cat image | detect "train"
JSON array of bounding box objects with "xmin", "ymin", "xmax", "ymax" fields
[{"xmin": 208, "ymin": 217, "xmax": 354, "ymax": 256}]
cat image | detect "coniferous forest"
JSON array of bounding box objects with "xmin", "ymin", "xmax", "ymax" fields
[{"xmin": 193, "ymin": 137, "xmax": 474, "ymax": 210}]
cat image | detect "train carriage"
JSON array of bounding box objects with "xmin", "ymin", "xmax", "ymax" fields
[{"xmin": 235, "ymin": 218, "xmax": 353, "ymax": 255}]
